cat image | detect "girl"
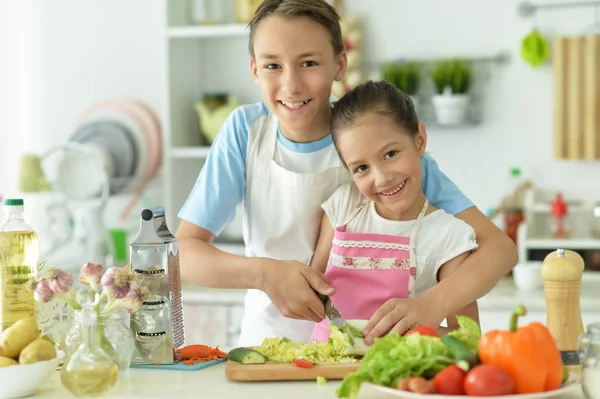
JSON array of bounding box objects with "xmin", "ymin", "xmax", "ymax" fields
[{"xmin": 311, "ymin": 80, "xmax": 479, "ymax": 341}]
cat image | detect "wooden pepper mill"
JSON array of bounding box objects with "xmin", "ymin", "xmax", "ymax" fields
[{"xmin": 541, "ymin": 248, "xmax": 585, "ymax": 373}]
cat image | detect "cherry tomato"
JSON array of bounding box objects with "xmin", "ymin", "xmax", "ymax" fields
[
  {"xmin": 433, "ymin": 364, "xmax": 467, "ymax": 395},
  {"xmin": 464, "ymin": 364, "xmax": 515, "ymax": 396},
  {"xmin": 293, "ymin": 359, "xmax": 314, "ymax": 368},
  {"xmin": 404, "ymin": 324, "xmax": 440, "ymax": 337}
]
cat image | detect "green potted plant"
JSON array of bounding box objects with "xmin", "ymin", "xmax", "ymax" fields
[
  {"xmin": 381, "ymin": 61, "xmax": 421, "ymax": 109},
  {"xmin": 430, "ymin": 59, "xmax": 473, "ymax": 124}
]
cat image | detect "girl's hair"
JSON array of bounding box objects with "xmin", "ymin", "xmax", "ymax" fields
[
  {"xmin": 248, "ymin": 0, "xmax": 344, "ymax": 58},
  {"xmin": 331, "ymin": 80, "xmax": 420, "ymax": 150}
]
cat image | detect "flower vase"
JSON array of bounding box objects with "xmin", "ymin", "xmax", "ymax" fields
[{"xmin": 62, "ymin": 308, "xmax": 134, "ymax": 374}]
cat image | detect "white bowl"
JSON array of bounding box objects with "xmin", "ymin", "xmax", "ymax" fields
[
  {"xmin": 513, "ymin": 261, "xmax": 543, "ymax": 292},
  {"xmin": 0, "ymin": 356, "xmax": 61, "ymax": 398}
]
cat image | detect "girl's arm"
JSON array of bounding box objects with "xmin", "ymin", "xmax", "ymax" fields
[{"xmin": 310, "ymin": 212, "xmax": 335, "ymax": 274}]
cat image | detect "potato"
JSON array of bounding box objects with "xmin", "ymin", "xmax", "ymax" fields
[
  {"xmin": 0, "ymin": 317, "xmax": 39, "ymax": 358},
  {"xmin": 19, "ymin": 338, "xmax": 56, "ymax": 364},
  {"xmin": 0, "ymin": 356, "xmax": 18, "ymax": 367}
]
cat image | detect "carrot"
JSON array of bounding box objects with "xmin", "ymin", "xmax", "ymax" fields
[{"xmin": 175, "ymin": 345, "xmax": 228, "ymax": 365}]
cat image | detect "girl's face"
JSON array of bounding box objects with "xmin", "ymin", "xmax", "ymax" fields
[
  {"xmin": 336, "ymin": 113, "xmax": 427, "ymax": 221},
  {"xmin": 250, "ymin": 15, "xmax": 346, "ymax": 141}
]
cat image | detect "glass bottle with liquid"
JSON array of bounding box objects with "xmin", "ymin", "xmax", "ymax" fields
[
  {"xmin": 60, "ymin": 288, "xmax": 118, "ymax": 397},
  {"xmin": 0, "ymin": 198, "xmax": 39, "ymax": 332}
]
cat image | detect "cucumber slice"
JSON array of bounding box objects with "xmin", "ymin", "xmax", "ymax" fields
[{"xmin": 228, "ymin": 347, "xmax": 267, "ymax": 364}]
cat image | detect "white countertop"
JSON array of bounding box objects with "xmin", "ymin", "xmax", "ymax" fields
[
  {"xmin": 31, "ymin": 363, "xmax": 587, "ymax": 399},
  {"xmin": 182, "ymin": 273, "xmax": 600, "ymax": 313}
]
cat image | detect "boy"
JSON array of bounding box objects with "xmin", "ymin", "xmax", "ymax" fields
[{"xmin": 176, "ymin": 0, "xmax": 516, "ymax": 346}]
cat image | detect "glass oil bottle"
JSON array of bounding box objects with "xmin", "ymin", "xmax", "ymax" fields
[
  {"xmin": 60, "ymin": 288, "xmax": 118, "ymax": 397},
  {"xmin": 0, "ymin": 198, "xmax": 39, "ymax": 332}
]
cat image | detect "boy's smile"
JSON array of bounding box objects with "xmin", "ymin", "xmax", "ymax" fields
[
  {"xmin": 250, "ymin": 15, "xmax": 346, "ymax": 143},
  {"xmin": 337, "ymin": 113, "xmax": 428, "ymax": 221}
]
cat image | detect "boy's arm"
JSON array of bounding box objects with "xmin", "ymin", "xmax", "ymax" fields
[
  {"xmin": 435, "ymin": 251, "xmax": 480, "ymax": 334},
  {"xmin": 424, "ymin": 207, "xmax": 515, "ymax": 320},
  {"xmin": 310, "ymin": 212, "xmax": 334, "ymax": 274},
  {"xmin": 420, "ymin": 155, "xmax": 517, "ymax": 317},
  {"xmin": 176, "ymin": 107, "xmax": 334, "ymax": 322}
]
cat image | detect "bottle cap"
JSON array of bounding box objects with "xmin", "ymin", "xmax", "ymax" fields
[{"xmin": 3, "ymin": 199, "xmax": 24, "ymax": 206}]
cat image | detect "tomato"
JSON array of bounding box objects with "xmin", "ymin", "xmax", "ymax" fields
[
  {"xmin": 433, "ymin": 364, "xmax": 467, "ymax": 395},
  {"xmin": 293, "ymin": 359, "xmax": 314, "ymax": 368},
  {"xmin": 464, "ymin": 364, "xmax": 515, "ymax": 396},
  {"xmin": 404, "ymin": 324, "xmax": 440, "ymax": 337}
]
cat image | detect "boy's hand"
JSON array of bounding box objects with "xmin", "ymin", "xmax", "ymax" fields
[
  {"xmin": 362, "ymin": 297, "xmax": 445, "ymax": 345},
  {"xmin": 260, "ymin": 259, "xmax": 336, "ymax": 323}
]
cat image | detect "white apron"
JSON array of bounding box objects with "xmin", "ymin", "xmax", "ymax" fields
[{"xmin": 237, "ymin": 113, "xmax": 350, "ymax": 346}]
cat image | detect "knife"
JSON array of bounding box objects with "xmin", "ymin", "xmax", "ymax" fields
[
  {"xmin": 315, "ymin": 292, "xmax": 354, "ymax": 345},
  {"xmin": 306, "ymin": 253, "xmax": 354, "ymax": 343}
]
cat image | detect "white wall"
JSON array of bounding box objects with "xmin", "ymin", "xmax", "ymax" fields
[
  {"xmin": 2, "ymin": 0, "xmax": 599, "ymax": 221},
  {"xmin": 344, "ymin": 0, "xmax": 600, "ymax": 210},
  {"xmin": 0, "ymin": 0, "xmax": 165, "ymax": 232}
]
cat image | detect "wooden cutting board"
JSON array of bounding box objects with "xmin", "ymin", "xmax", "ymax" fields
[{"xmin": 225, "ymin": 360, "xmax": 361, "ymax": 381}]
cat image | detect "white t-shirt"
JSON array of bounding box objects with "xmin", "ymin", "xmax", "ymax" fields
[{"xmin": 322, "ymin": 182, "xmax": 479, "ymax": 297}]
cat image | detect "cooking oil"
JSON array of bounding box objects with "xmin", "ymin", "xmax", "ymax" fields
[
  {"xmin": 60, "ymin": 364, "xmax": 119, "ymax": 397},
  {"xmin": 0, "ymin": 199, "xmax": 39, "ymax": 332}
]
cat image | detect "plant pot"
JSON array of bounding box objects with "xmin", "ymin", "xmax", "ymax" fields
[
  {"xmin": 409, "ymin": 95, "xmax": 419, "ymax": 111},
  {"xmin": 432, "ymin": 93, "xmax": 470, "ymax": 125}
]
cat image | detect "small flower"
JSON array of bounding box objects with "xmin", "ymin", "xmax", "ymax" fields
[
  {"xmin": 117, "ymin": 281, "xmax": 143, "ymax": 314},
  {"xmin": 343, "ymin": 257, "xmax": 356, "ymax": 267},
  {"xmin": 47, "ymin": 267, "xmax": 74, "ymax": 294},
  {"xmin": 34, "ymin": 277, "xmax": 54, "ymax": 303},
  {"xmin": 79, "ymin": 263, "xmax": 103, "ymax": 288},
  {"xmin": 101, "ymin": 266, "xmax": 133, "ymax": 299},
  {"xmin": 410, "ymin": 267, "xmax": 417, "ymax": 277}
]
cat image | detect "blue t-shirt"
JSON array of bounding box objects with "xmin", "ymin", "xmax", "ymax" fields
[{"xmin": 178, "ymin": 102, "xmax": 474, "ymax": 236}]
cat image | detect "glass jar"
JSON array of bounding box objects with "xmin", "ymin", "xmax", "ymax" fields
[
  {"xmin": 63, "ymin": 308, "xmax": 134, "ymax": 373},
  {"xmin": 580, "ymin": 322, "xmax": 600, "ymax": 399},
  {"xmin": 235, "ymin": 0, "xmax": 263, "ymax": 23}
]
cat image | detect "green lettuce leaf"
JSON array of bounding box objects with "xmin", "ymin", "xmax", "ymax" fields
[
  {"xmin": 447, "ymin": 315, "xmax": 481, "ymax": 353},
  {"xmin": 336, "ymin": 334, "xmax": 453, "ymax": 398}
]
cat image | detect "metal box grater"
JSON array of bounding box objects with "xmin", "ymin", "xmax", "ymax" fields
[{"xmin": 129, "ymin": 207, "xmax": 185, "ymax": 364}]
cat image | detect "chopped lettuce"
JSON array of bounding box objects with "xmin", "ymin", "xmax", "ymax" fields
[
  {"xmin": 447, "ymin": 315, "xmax": 481, "ymax": 353},
  {"xmin": 336, "ymin": 316, "xmax": 482, "ymax": 399},
  {"xmin": 255, "ymin": 325, "xmax": 359, "ymax": 365}
]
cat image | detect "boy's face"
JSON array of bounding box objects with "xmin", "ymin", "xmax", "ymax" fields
[
  {"xmin": 250, "ymin": 15, "xmax": 346, "ymax": 139},
  {"xmin": 336, "ymin": 113, "xmax": 427, "ymax": 221}
]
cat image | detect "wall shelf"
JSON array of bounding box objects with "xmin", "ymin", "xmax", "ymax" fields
[
  {"xmin": 167, "ymin": 24, "xmax": 248, "ymax": 39},
  {"xmin": 169, "ymin": 146, "xmax": 211, "ymax": 159}
]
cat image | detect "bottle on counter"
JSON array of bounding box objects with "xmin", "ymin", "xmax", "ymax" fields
[
  {"xmin": 580, "ymin": 322, "xmax": 600, "ymax": 399},
  {"xmin": 60, "ymin": 288, "xmax": 118, "ymax": 397},
  {"xmin": 540, "ymin": 248, "xmax": 584, "ymax": 373},
  {"xmin": 0, "ymin": 198, "xmax": 39, "ymax": 332},
  {"xmin": 503, "ymin": 167, "xmax": 525, "ymax": 244}
]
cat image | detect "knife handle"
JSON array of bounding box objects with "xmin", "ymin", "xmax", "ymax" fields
[{"xmin": 314, "ymin": 290, "xmax": 329, "ymax": 305}]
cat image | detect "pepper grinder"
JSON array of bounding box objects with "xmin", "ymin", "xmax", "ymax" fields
[{"xmin": 541, "ymin": 248, "xmax": 585, "ymax": 373}]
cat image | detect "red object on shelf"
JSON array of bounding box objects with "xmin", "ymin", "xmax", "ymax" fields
[{"xmin": 551, "ymin": 193, "xmax": 568, "ymax": 237}]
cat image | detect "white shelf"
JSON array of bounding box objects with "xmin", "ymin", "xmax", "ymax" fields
[
  {"xmin": 167, "ymin": 24, "xmax": 248, "ymax": 38},
  {"xmin": 169, "ymin": 146, "xmax": 211, "ymax": 159},
  {"xmin": 524, "ymin": 238, "xmax": 600, "ymax": 250}
]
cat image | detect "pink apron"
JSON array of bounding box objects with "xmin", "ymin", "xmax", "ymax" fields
[{"xmin": 312, "ymin": 198, "xmax": 429, "ymax": 341}]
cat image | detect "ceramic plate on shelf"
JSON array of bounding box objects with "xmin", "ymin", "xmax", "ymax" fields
[{"xmin": 357, "ymin": 373, "xmax": 581, "ymax": 399}]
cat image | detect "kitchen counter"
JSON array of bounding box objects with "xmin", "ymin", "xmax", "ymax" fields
[
  {"xmin": 30, "ymin": 363, "xmax": 587, "ymax": 399},
  {"xmin": 182, "ymin": 273, "xmax": 600, "ymax": 312}
]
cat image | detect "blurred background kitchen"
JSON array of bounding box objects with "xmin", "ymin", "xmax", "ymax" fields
[{"xmin": 1, "ymin": 0, "xmax": 599, "ymax": 346}]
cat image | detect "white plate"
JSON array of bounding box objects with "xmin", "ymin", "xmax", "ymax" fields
[{"xmin": 357, "ymin": 373, "xmax": 581, "ymax": 399}]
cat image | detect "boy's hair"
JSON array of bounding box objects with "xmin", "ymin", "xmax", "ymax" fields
[
  {"xmin": 331, "ymin": 80, "xmax": 420, "ymax": 151},
  {"xmin": 248, "ymin": 0, "xmax": 344, "ymax": 58}
]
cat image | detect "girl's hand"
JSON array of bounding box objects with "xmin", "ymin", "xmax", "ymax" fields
[
  {"xmin": 261, "ymin": 259, "xmax": 336, "ymax": 323},
  {"xmin": 362, "ymin": 297, "xmax": 445, "ymax": 345}
]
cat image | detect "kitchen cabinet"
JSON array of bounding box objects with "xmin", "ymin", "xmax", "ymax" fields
[
  {"xmin": 162, "ymin": 1, "xmax": 261, "ymax": 234},
  {"xmin": 478, "ymin": 310, "xmax": 600, "ymax": 333},
  {"xmin": 183, "ymin": 302, "xmax": 244, "ymax": 347}
]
